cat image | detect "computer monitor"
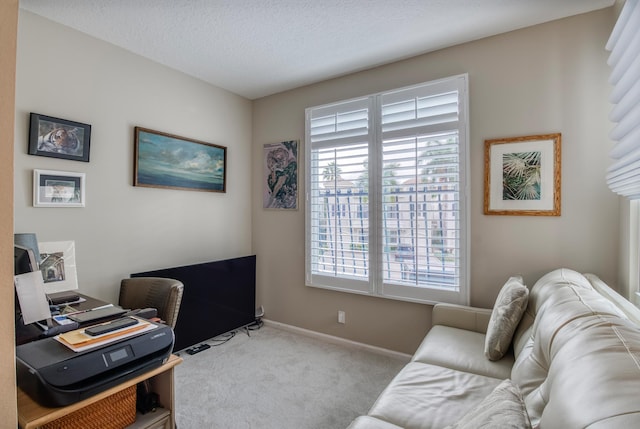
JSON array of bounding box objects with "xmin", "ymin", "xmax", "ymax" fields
[{"xmin": 15, "ymin": 245, "xmax": 37, "ymax": 276}]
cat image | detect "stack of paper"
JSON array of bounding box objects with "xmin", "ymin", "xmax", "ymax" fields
[{"xmin": 55, "ymin": 317, "xmax": 157, "ymax": 352}]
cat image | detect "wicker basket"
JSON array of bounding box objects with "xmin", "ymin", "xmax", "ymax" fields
[{"xmin": 42, "ymin": 385, "xmax": 137, "ymax": 429}]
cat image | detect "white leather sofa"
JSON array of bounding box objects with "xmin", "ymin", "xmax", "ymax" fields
[{"xmin": 347, "ymin": 268, "xmax": 640, "ymax": 429}]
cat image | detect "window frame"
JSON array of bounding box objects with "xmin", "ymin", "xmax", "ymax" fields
[{"xmin": 305, "ymin": 74, "xmax": 470, "ymax": 305}]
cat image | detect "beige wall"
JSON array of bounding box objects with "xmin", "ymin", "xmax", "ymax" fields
[
  {"xmin": 1, "ymin": 1, "xmax": 18, "ymax": 425},
  {"xmin": 13, "ymin": 7, "xmax": 620, "ymax": 359},
  {"xmin": 14, "ymin": 11, "xmax": 253, "ymax": 304},
  {"xmin": 252, "ymin": 9, "xmax": 618, "ymax": 354}
]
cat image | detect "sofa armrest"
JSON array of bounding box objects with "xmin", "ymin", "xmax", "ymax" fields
[{"xmin": 432, "ymin": 303, "xmax": 492, "ymax": 334}]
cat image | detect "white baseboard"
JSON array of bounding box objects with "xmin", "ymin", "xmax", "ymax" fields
[{"xmin": 263, "ymin": 319, "xmax": 412, "ymax": 362}]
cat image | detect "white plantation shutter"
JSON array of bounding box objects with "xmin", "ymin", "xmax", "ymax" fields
[
  {"xmin": 306, "ymin": 98, "xmax": 373, "ymax": 293},
  {"xmin": 305, "ymin": 75, "xmax": 469, "ymax": 304},
  {"xmin": 606, "ymin": 0, "xmax": 640, "ymax": 198},
  {"xmin": 379, "ymin": 78, "xmax": 467, "ymax": 303}
]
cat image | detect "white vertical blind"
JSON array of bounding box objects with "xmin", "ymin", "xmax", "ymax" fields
[{"xmin": 606, "ymin": 0, "xmax": 640, "ymax": 198}]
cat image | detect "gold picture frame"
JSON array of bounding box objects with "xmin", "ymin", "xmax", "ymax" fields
[{"xmin": 484, "ymin": 133, "xmax": 561, "ymax": 216}]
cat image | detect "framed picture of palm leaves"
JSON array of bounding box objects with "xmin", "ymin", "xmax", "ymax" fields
[{"xmin": 484, "ymin": 133, "xmax": 561, "ymax": 216}]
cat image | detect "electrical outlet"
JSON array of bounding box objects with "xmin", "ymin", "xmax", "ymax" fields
[{"xmin": 338, "ymin": 310, "xmax": 346, "ymax": 324}]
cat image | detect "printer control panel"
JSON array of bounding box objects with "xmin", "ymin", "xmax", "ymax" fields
[{"xmin": 102, "ymin": 344, "xmax": 134, "ymax": 367}]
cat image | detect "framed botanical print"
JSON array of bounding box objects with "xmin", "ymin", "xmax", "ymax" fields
[{"xmin": 484, "ymin": 133, "xmax": 561, "ymax": 216}]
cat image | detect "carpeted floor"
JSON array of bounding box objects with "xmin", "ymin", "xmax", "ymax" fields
[{"xmin": 173, "ymin": 324, "xmax": 408, "ymax": 429}]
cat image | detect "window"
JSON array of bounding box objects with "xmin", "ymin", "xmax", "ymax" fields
[{"xmin": 305, "ymin": 74, "xmax": 469, "ymax": 305}]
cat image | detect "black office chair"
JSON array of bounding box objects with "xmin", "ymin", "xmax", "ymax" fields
[{"xmin": 118, "ymin": 277, "xmax": 184, "ymax": 328}]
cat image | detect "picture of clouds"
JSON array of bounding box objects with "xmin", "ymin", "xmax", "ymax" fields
[{"xmin": 134, "ymin": 127, "xmax": 226, "ymax": 193}]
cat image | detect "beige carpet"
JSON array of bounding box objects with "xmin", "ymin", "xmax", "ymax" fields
[{"xmin": 174, "ymin": 324, "xmax": 408, "ymax": 429}]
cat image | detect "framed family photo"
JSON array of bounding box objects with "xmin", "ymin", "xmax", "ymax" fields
[
  {"xmin": 33, "ymin": 169, "xmax": 86, "ymax": 208},
  {"xmin": 28, "ymin": 113, "xmax": 91, "ymax": 162},
  {"xmin": 134, "ymin": 127, "xmax": 226, "ymax": 193},
  {"xmin": 484, "ymin": 133, "xmax": 561, "ymax": 216},
  {"xmin": 263, "ymin": 140, "xmax": 299, "ymax": 209}
]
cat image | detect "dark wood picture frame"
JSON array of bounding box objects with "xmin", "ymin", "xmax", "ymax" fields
[
  {"xmin": 134, "ymin": 127, "xmax": 227, "ymax": 193},
  {"xmin": 28, "ymin": 113, "xmax": 91, "ymax": 162}
]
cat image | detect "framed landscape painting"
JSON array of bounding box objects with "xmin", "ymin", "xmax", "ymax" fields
[
  {"xmin": 484, "ymin": 133, "xmax": 561, "ymax": 216},
  {"xmin": 134, "ymin": 127, "xmax": 226, "ymax": 193}
]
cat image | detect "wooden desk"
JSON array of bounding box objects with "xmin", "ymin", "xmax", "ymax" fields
[
  {"xmin": 16, "ymin": 293, "xmax": 110, "ymax": 345},
  {"xmin": 18, "ymin": 354, "xmax": 182, "ymax": 429}
]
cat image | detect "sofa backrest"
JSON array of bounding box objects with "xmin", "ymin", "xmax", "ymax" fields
[
  {"xmin": 584, "ymin": 272, "xmax": 640, "ymax": 325},
  {"xmin": 511, "ymin": 269, "xmax": 603, "ymax": 359},
  {"xmin": 510, "ymin": 268, "xmax": 640, "ymax": 428}
]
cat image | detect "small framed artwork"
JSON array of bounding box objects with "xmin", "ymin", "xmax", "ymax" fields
[
  {"xmin": 134, "ymin": 127, "xmax": 226, "ymax": 193},
  {"xmin": 33, "ymin": 169, "xmax": 86, "ymax": 208},
  {"xmin": 38, "ymin": 241, "xmax": 79, "ymax": 293},
  {"xmin": 263, "ymin": 140, "xmax": 299, "ymax": 209},
  {"xmin": 484, "ymin": 133, "xmax": 561, "ymax": 216},
  {"xmin": 28, "ymin": 113, "xmax": 91, "ymax": 162}
]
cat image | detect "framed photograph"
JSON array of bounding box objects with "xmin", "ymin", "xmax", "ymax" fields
[
  {"xmin": 134, "ymin": 127, "xmax": 226, "ymax": 193},
  {"xmin": 38, "ymin": 241, "xmax": 79, "ymax": 293},
  {"xmin": 33, "ymin": 169, "xmax": 86, "ymax": 208},
  {"xmin": 484, "ymin": 133, "xmax": 561, "ymax": 216},
  {"xmin": 28, "ymin": 113, "xmax": 91, "ymax": 162},
  {"xmin": 263, "ymin": 140, "xmax": 299, "ymax": 209}
]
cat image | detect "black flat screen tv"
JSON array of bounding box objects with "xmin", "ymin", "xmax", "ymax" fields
[{"xmin": 131, "ymin": 255, "xmax": 256, "ymax": 352}]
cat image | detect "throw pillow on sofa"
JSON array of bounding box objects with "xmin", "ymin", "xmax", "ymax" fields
[
  {"xmin": 484, "ymin": 276, "xmax": 529, "ymax": 361},
  {"xmin": 443, "ymin": 379, "xmax": 532, "ymax": 429}
]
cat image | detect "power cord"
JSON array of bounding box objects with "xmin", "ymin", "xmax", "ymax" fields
[
  {"xmin": 248, "ymin": 317, "xmax": 263, "ymax": 331},
  {"xmin": 209, "ymin": 330, "xmax": 236, "ymax": 346},
  {"xmin": 178, "ymin": 321, "xmax": 265, "ymax": 356}
]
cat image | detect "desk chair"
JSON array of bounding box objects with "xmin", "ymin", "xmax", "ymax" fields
[{"xmin": 118, "ymin": 277, "xmax": 184, "ymax": 329}]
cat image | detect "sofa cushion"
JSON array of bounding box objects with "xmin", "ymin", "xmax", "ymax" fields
[
  {"xmin": 367, "ymin": 362, "xmax": 502, "ymax": 429},
  {"xmin": 484, "ymin": 276, "xmax": 529, "ymax": 361},
  {"xmin": 443, "ymin": 379, "xmax": 531, "ymax": 429},
  {"xmin": 413, "ymin": 325, "xmax": 513, "ymax": 379}
]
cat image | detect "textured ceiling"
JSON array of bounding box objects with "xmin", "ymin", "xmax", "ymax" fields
[{"xmin": 19, "ymin": 0, "xmax": 614, "ymax": 99}]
